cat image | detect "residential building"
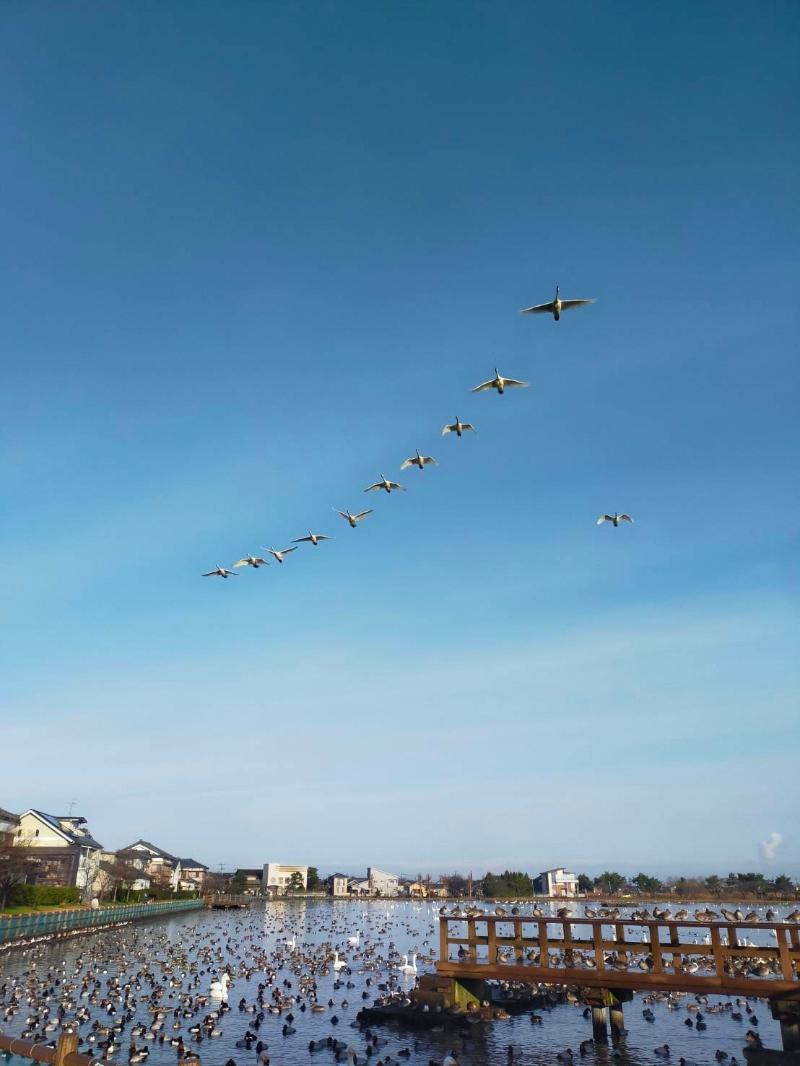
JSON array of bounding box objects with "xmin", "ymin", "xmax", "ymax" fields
[
  {"xmin": 534, "ymin": 868, "xmax": 580, "ymax": 897},
  {"xmin": 121, "ymin": 840, "xmax": 183, "ymax": 890},
  {"xmin": 234, "ymin": 868, "xmax": 264, "ymax": 894},
  {"xmin": 16, "ymin": 809, "xmax": 104, "ymax": 897},
  {"xmin": 262, "ymin": 863, "xmax": 308, "ymax": 894},
  {"xmin": 0, "ymin": 807, "xmax": 19, "ymax": 845},
  {"xmin": 328, "ymin": 873, "xmax": 350, "ymax": 897},
  {"xmin": 368, "ymin": 867, "xmax": 399, "ymax": 896},
  {"xmin": 177, "ymin": 858, "xmax": 208, "ymax": 891}
]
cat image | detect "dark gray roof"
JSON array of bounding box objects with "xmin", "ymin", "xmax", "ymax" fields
[
  {"xmin": 123, "ymin": 839, "xmax": 179, "ymax": 863},
  {"xmin": 0, "ymin": 807, "xmax": 20, "ymax": 823},
  {"xmin": 178, "ymin": 858, "xmax": 208, "ymax": 870},
  {"xmin": 29, "ymin": 810, "xmax": 103, "ymax": 851}
]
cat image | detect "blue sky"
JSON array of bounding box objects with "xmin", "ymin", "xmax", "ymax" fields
[{"xmin": 1, "ymin": 2, "xmax": 798, "ymax": 877}]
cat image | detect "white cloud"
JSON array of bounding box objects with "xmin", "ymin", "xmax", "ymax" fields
[{"xmin": 759, "ymin": 831, "xmax": 783, "ymax": 861}]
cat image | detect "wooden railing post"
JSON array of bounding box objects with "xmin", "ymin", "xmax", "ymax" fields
[
  {"xmin": 487, "ymin": 916, "xmax": 497, "ymax": 963},
  {"xmin": 467, "ymin": 917, "xmax": 477, "ymax": 962},
  {"xmin": 439, "ymin": 917, "xmax": 449, "ymax": 963},
  {"xmin": 777, "ymin": 928, "xmax": 793, "ymax": 983},
  {"xmin": 709, "ymin": 925, "xmax": 724, "ymax": 979},
  {"xmin": 648, "ymin": 924, "xmax": 663, "ymax": 973},
  {"xmin": 55, "ymin": 1032, "xmax": 79, "ymax": 1066},
  {"xmin": 538, "ymin": 920, "xmax": 549, "ymax": 969}
]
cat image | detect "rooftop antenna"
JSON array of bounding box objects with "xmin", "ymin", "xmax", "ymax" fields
[{"xmin": 66, "ymin": 798, "xmax": 77, "ymax": 816}]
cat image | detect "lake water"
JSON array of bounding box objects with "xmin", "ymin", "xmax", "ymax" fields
[{"xmin": 0, "ymin": 898, "xmax": 794, "ymax": 1066}]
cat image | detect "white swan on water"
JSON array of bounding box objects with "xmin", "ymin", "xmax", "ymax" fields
[
  {"xmin": 400, "ymin": 952, "xmax": 417, "ymax": 974},
  {"xmin": 347, "ymin": 930, "xmax": 360, "ymax": 947},
  {"xmin": 333, "ymin": 951, "xmax": 347, "ymax": 971},
  {"xmin": 285, "ymin": 934, "xmax": 296, "ymax": 950},
  {"xmin": 209, "ymin": 973, "xmax": 231, "ymax": 998}
]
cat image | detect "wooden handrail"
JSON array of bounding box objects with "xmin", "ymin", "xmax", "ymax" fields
[
  {"xmin": 0, "ymin": 1031, "xmax": 95, "ymax": 1066},
  {"xmin": 436, "ymin": 914, "xmax": 800, "ymax": 997}
]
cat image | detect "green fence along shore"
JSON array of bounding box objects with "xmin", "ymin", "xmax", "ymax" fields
[{"xmin": 0, "ymin": 898, "xmax": 203, "ymax": 946}]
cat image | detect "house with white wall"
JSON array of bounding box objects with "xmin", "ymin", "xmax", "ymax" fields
[
  {"xmin": 16, "ymin": 809, "xmax": 104, "ymax": 897},
  {"xmin": 262, "ymin": 862, "xmax": 308, "ymax": 894},
  {"xmin": 368, "ymin": 867, "xmax": 399, "ymax": 896},
  {"xmin": 534, "ymin": 867, "xmax": 580, "ymax": 897},
  {"xmin": 121, "ymin": 840, "xmax": 183, "ymax": 890}
]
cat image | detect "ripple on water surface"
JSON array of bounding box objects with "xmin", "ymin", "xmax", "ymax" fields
[{"xmin": 0, "ymin": 899, "xmax": 790, "ymax": 1066}]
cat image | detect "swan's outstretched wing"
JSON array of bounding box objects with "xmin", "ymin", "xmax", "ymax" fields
[
  {"xmin": 292, "ymin": 535, "xmax": 314, "ymax": 543},
  {"xmin": 385, "ymin": 480, "xmax": 404, "ymax": 491},
  {"xmin": 400, "ymin": 458, "xmax": 415, "ymax": 470},
  {"xmin": 471, "ymin": 378, "xmax": 496, "ymax": 393},
  {"xmin": 559, "ymin": 298, "xmax": 596, "ymax": 311},
  {"xmin": 502, "ymin": 377, "xmax": 529, "ymax": 388},
  {"xmin": 364, "ymin": 482, "xmax": 382, "ymax": 492},
  {"xmin": 520, "ymin": 301, "xmax": 554, "ymax": 314},
  {"xmin": 619, "ymin": 514, "xmax": 634, "ymax": 523},
  {"xmin": 420, "ymin": 455, "xmax": 437, "ymax": 465},
  {"xmin": 353, "ymin": 509, "xmax": 373, "ymax": 521},
  {"xmin": 233, "ymin": 559, "xmax": 250, "ymax": 567},
  {"xmin": 460, "ymin": 422, "xmax": 476, "ymax": 432},
  {"xmin": 596, "ymin": 515, "xmax": 613, "ymax": 525},
  {"xmin": 202, "ymin": 570, "xmax": 219, "ymax": 576},
  {"xmin": 280, "ymin": 546, "xmax": 298, "ymax": 554}
]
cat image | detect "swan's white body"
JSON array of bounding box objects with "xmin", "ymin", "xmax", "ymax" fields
[
  {"xmin": 293, "ymin": 532, "xmax": 330, "ymax": 546},
  {"xmin": 266, "ymin": 546, "xmax": 298, "ymax": 563},
  {"xmin": 347, "ymin": 931, "xmax": 360, "ymax": 947},
  {"xmin": 400, "ymin": 450, "xmax": 437, "ymax": 471},
  {"xmin": 400, "ymin": 952, "xmax": 417, "ymax": 974},
  {"xmin": 203, "ymin": 566, "xmax": 237, "ymax": 579},
  {"xmin": 336, "ymin": 508, "xmax": 373, "ymax": 528},
  {"xmin": 209, "ymin": 973, "xmax": 231, "ymax": 999},
  {"xmin": 520, "ymin": 284, "xmax": 595, "ymax": 320},
  {"xmin": 442, "ymin": 417, "xmax": 475, "ymax": 438},
  {"xmin": 472, "ymin": 368, "xmax": 529, "ymax": 395},
  {"xmin": 365, "ymin": 475, "xmax": 404, "ymax": 493},
  {"xmin": 233, "ymin": 555, "xmax": 269, "ymax": 568},
  {"xmin": 333, "ymin": 951, "xmax": 347, "ymax": 971}
]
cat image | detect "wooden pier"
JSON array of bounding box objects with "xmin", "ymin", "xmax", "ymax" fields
[
  {"xmin": 202, "ymin": 893, "xmax": 253, "ymax": 909},
  {"xmin": 436, "ymin": 913, "xmax": 800, "ymax": 1052}
]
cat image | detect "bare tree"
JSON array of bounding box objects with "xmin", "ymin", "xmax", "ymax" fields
[
  {"xmin": 98, "ymin": 854, "xmax": 142, "ymax": 902},
  {"xmin": 0, "ymin": 839, "xmax": 38, "ymax": 908}
]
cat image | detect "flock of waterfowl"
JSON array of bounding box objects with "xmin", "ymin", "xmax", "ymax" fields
[
  {"xmin": 202, "ymin": 286, "xmax": 632, "ymax": 579},
  {"xmin": 1, "ymin": 900, "xmax": 795, "ymax": 1066}
]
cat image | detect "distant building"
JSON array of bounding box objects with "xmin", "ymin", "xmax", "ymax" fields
[
  {"xmin": 0, "ymin": 807, "xmax": 19, "ymax": 845},
  {"xmin": 234, "ymin": 868, "xmax": 264, "ymax": 894},
  {"xmin": 534, "ymin": 868, "xmax": 579, "ymax": 897},
  {"xmin": 262, "ymin": 863, "xmax": 308, "ymax": 895},
  {"xmin": 368, "ymin": 867, "xmax": 399, "ymax": 896},
  {"xmin": 16, "ymin": 809, "xmax": 104, "ymax": 897},
  {"xmin": 122, "ymin": 840, "xmax": 183, "ymax": 891},
  {"xmin": 328, "ymin": 873, "xmax": 350, "ymax": 897},
  {"xmin": 177, "ymin": 858, "xmax": 208, "ymax": 891}
]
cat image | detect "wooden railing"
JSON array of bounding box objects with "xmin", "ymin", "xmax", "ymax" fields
[
  {"xmin": 437, "ymin": 914, "xmax": 800, "ymax": 997},
  {"xmin": 0, "ymin": 1032, "xmax": 95, "ymax": 1066}
]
